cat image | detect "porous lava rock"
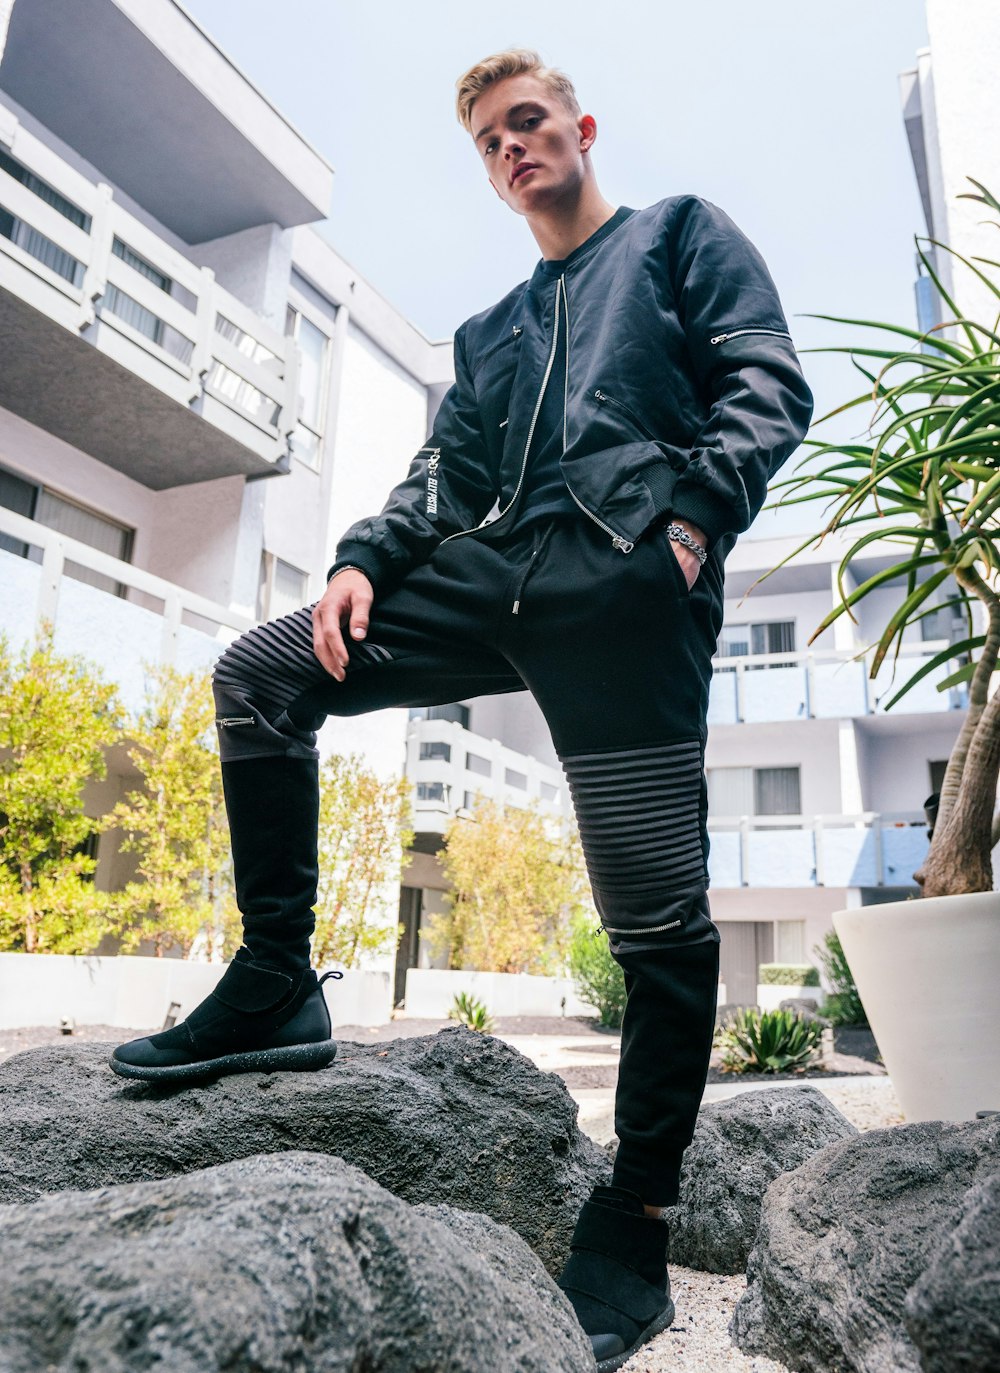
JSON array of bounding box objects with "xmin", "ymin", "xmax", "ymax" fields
[
  {"xmin": 665, "ymin": 1085, "xmax": 857, "ymax": 1273},
  {"xmin": 730, "ymin": 1115, "xmax": 1000, "ymax": 1373},
  {"xmin": 0, "ymin": 1150, "xmax": 594, "ymax": 1373},
  {"xmin": 0, "ymin": 1027, "xmax": 609, "ymax": 1274}
]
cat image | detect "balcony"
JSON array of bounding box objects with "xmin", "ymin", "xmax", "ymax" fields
[
  {"xmin": 0, "ymin": 506, "xmax": 249, "ymax": 712},
  {"xmin": 706, "ymin": 812, "xmax": 931, "ymax": 888},
  {"xmin": 708, "ymin": 642, "xmax": 965, "ymax": 725},
  {"xmin": 0, "ymin": 120, "xmax": 300, "ymax": 487},
  {"xmin": 405, "ymin": 718, "xmax": 568, "ymax": 835}
]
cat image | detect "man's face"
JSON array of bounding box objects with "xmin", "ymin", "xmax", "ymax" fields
[{"xmin": 470, "ymin": 74, "xmax": 594, "ymax": 214}]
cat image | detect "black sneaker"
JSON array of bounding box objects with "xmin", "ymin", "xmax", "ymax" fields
[
  {"xmin": 557, "ymin": 1185, "xmax": 675, "ymax": 1372},
  {"xmin": 109, "ymin": 949, "xmax": 342, "ymax": 1083}
]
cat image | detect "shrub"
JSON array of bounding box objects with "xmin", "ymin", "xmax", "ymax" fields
[
  {"xmin": 758, "ymin": 963, "xmax": 820, "ymax": 987},
  {"xmin": 568, "ymin": 915, "xmax": 627, "ymax": 1029},
  {"xmin": 814, "ymin": 930, "xmax": 868, "ymax": 1026},
  {"xmin": 448, "ymin": 991, "xmax": 495, "ymax": 1034},
  {"xmin": 717, "ymin": 1008, "xmax": 824, "ymax": 1074}
]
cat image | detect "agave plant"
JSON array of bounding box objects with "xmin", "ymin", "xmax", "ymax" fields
[
  {"xmin": 447, "ymin": 990, "xmax": 495, "ymax": 1034},
  {"xmin": 718, "ymin": 1007, "xmax": 824, "ymax": 1075},
  {"xmin": 765, "ymin": 178, "xmax": 1000, "ymax": 898}
]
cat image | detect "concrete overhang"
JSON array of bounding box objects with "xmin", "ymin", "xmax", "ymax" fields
[{"xmin": 0, "ymin": 0, "xmax": 333, "ymax": 244}]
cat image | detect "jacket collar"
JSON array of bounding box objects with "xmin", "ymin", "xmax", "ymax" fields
[{"xmin": 531, "ymin": 205, "xmax": 635, "ymax": 283}]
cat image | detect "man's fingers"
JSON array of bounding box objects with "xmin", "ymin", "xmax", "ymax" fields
[
  {"xmin": 349, "ymin": 589, "xmax": 372, "ymax": 641},
  {"xmin": 314, "ymin": 605, "xmax": 347, "ymax": 680}
]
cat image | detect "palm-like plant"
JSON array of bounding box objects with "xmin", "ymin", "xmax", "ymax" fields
[{"xmin": 765, "ymin": 179, "xmax": 1000, "ymax": 898}]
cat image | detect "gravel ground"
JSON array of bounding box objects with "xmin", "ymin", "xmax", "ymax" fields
[{"xmin": 624, "ymin": 1269, "xmax": 794, "ymax": 1373}]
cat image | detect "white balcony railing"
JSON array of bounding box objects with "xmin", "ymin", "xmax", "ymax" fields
[
  {"xmin": 405, "ymin": 717, "xmax": 568, "ymax": 833},
  {"xmin": 0, "ymin": 120, "xmax": 299, "ymax": 473},
  {"xmin": 709, "ymin": 641, "xmax": 965, "ymax": 724},
  {"xmin": 0, "ymin": 507, "xmax": 250, "ymax": 713},
  {"xmin": 706, "ymin": 811, "xmax": 931, "ymax": 888}
]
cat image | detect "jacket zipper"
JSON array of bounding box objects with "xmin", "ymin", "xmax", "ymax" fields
[
  {"xmin": 592, "ymin": 388, "xmax": 658, "ymax": 443},
  {"xmin": 710, "ymin": 327, "xmax": 792, "ymax": 345},
  {"xmin": 442, "ymin": 277, "xmax": 636, "ymax": 554},
  {"xmin": 217, "ymin": 716, "xmax": 257, "ymax": 728},
  {"xmin": 420, "ymin": 447, "xmax": 441, "ymax": 514},
  {"xmin": 560, "ymin": 283, "xmax": 635, "ymax": 553},
  {"xmin": 441, "ymin": 281, "xmax": 564, "ymax": 546},
  {"xmin": 475, "ymin": 323, "xmax": 524, "ymax": 367}
]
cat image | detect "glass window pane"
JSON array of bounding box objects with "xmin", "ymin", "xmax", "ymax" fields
[
  {"xmin": 295, "ymin": 316, "xmax": 328, "ymax": 433},
  {"xmin": 419, "ymin": 742, "xmax": 451, "ymax": 761},
  {"xmin": 466, "ymin": 752, "xmax": 491, "ymax": 777},
  {"xmin": 34, "ymin": 490, "xmax": 131, "ymax": 597},
  {"xmin": 505, "ymin": 768, "xmax": 527, "ymax": 790},
  {"xmin": 707, "ymin": 767, "xmax": 753, "ymax": 816},
  {"xmin": 754, "ymin": 767, "xmax": 801, "ymax": 815},
  {"xmin": 775, "ymin": 919, "xmax": 806, "ymax": 964},
  {"xmin": 269, "ymin": 558, "xmax": 308, "ymax": 619}
]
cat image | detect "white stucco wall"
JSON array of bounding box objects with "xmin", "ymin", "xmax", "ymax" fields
[
  {"xmin": 705, "ymin": 720, "xmax": 844, "ymax": 816},
  {"xmin": 924, "ymin": 0, "xmax": 1000, "ymax": 327}
]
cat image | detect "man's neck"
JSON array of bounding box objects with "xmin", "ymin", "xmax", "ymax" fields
[{"xmin": 526, "ymin": 181, "xmax": 618, "ymax": 262}]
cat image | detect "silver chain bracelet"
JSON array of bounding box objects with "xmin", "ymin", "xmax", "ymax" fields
[{"xmin": 665, "ymin": 522, "xmax": 708, "ymax": 565}]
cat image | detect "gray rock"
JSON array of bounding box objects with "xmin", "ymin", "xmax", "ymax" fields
[
  {"xmin": 778, "ymin": 997, "xmax": 826, "ymax": 1023},
  {"xmin": 0, "ymin": 1150, "xmax": 594, "ymax": 1373},
  {"xmin": 731, "ymin": 1115, "xmax": 1000, "ymax": 1373},
  {"xmin": 0, "ymin": 1028, "xmax": 609, "ymax": 1275},
  {"xmin": 904, "ymin": 1170, "xmax": 1000, "ymax": 1373},
  {"xmin": 664, "ymin": 1086, "xmax": 857, "ymax": 1274}
]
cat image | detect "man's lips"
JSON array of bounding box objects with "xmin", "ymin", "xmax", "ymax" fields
[{"xmin": 511, "ymin": 163, "xmax": 538, "ymax": 184}]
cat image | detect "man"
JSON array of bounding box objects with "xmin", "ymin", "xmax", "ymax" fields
[{"xmin": 112, "ymin": 48, "xmax": 812, "ymax": 1370}]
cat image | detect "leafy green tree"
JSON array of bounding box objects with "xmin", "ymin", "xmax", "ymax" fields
[
  {"xmin": 112, "ymin": 666, "xmax": 239, "ymax": 959},
  {"xmin": 567, "ymin": 911, "xmax": 627, "ymax": 1028},
  {"xmin": 0, "ymin": 631, "xmax": 123, "ymax": 954},
  {"xmin": 312, "ymin": 753, "xmax": 414, "ymax": 968},
  {"xmin": 427, "ymin": 797, "xmax": 590, "ymax": 974}
]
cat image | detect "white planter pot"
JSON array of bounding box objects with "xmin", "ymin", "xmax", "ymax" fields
[{"xmin": 833, "ymin": 892, "xmax": 1000, "ymax": 1122}]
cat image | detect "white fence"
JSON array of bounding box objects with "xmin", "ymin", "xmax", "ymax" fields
[{"xmin": 0, "ymin": 953, "xmax": 392, "ymax": 1031}]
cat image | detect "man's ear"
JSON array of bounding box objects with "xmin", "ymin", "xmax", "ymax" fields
[{"xmin": 579, "ymin": 113, "xmax": 597, "ymax": 154}]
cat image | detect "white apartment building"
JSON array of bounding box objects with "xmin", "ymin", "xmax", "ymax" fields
[{"xmin": 0, "ymin": 0, "xmax": 985, "ymax": 1014}]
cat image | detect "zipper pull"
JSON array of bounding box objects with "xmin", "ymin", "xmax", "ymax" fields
[
  {"xmin": 710, "ymin": 333, "xmax": 730, "ymax": 345},
  {"xmin": 594, "ymin": 389, "xmax": 606, "ymax": 402},
  {"xmin": 512, "ymin": 325, "xmax": 523, "ymax": 336},
  {"xmin": 611, "ymin": 535, "xmax": 634, "ymax": 553},
  {"xmin": 593, "ymin": 923, "xmax": 605, "ymax": 938}
]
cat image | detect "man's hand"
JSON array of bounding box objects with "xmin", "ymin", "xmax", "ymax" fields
[
  {"xmin": 668, "ymin": 518, "xmax": 708, "ymax": 592},
  {"xmin": 313, "ymin": 569, "xmax": 374, "ymax": 682}
]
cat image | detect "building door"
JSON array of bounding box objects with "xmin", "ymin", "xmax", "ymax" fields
[
  {"xmin": 393, "ymin": 886, "xmax": 422, "ymax": 1008},
  {"xmin": 719, "ymin": 921, "xmax": 774, "ymax": 1007}
]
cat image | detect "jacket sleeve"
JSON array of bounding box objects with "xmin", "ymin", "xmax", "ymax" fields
[
  {"xmin": 326, "ymin": 322, "xmax": 498, "ymax": 595},
  {"xmin": 664, "ymin": 197, "xmax": 814, "ymax": 547}
]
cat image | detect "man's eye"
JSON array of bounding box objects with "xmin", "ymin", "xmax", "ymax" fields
[
  {"xmin": 522, "ymin": 116, "xmax": 540, "ymax": 128},
  {"xmin": 485, "ymin": 140, "xmax": 498, "ymax": 155}
]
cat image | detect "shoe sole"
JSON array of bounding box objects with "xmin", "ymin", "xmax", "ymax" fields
[
  {"xmin": 595, "ymin": 1297, "xmax": 676, "ymax": 1373},
  {"xmin": 108, "ymin": 1039, "xmax": 338, "ymax": 1084}
]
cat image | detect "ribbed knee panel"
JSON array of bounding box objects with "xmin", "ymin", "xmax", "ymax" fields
[{"xmin": 562, "ymin": 739, "xmax": 711, "ymax": 940}]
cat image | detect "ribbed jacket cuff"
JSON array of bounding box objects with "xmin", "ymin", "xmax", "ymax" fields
[
  {"xmin": 666, "ymin": 481, "xmax": 733, "ymax": 548},
  {"xmin": 326, "ymin": 547, "xmax": 387, "ymax": 594}
]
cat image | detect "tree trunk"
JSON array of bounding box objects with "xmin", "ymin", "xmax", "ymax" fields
[{"xmin": 916, "ymin": 687, "xmax": 1000, "ymax": 896}]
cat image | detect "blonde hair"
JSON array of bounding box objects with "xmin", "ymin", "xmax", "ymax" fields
[{"xmin": 455, "ymin": 48, "xmax": 581, "ymax": 134}]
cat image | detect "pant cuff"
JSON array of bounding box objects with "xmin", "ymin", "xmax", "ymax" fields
[{"xmin": 611, "ymin": 1142, "xmax": 686, "ymax": 1208}]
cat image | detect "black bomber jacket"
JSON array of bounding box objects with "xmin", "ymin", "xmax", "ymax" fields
[{"xmin": 328, "ymin": 195, "xmax": 814, "ymax": 592}]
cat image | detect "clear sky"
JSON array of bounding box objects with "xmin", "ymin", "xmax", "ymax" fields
[{"xmin": 185, "ymin": 0, "xmax": 932, "ymax": 538}]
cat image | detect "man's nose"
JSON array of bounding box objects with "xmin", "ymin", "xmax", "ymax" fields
[{"xmin": 503, "ymin": 138, "xmax": 525, "ymax": 160}]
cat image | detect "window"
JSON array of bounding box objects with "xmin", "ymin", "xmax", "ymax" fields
[
  {"xmin": 0, "ymin": 466, "xmax": 132, "ymax": 596},
  {"xmin": 755, "ymin": 767, "xmax": 801, "ymax": 816},
  {"xmin": 409, "ymin": 704, "xmax": 470, "ymax": 729},
  {"xmin": 419, "ymin": 741, "xmax": 451, "ymax": 762},
  {"xmin": 286, "ymin": 307, "xmax": 330, "ymax": 470},
  {"xmin": 103, "ymin": 283, "xmax": 193, "ymax": 364},
  {"xmin": 0, "ymin": 149, "xmax": 91, "ymax": 230},
  {"xmin": 465, "ymin": 751, "xmax": 491, "ymax": 777},
  {"xmin": 707, "ymin": 765, "xmax": 801, "ymax": 817},
  {"xmin": 205, "ymin": 361, "xmax": 279, "ymax": 424},
  {"xmin": 774, "ymin": 919, "xmax": 806, "ymax": 964},
  {"xmin": 718, "ymin": 620, "xmax": 795, "ymax": 667},
  {"xmin": 0, "ymin": 205, "xmax": 84, "ymax": 286},
  {"xmin": 920, "ymin": 599, "xmax": 964, "ymax": 643},
  {"xmin": 416, "ymin": 782, "xmax": 447, "ymax": 803},
  {"xmin": 504, "ymin": 768, "xmax": 527, "ymax": 790},
  {"xmin": 540, "ymin": 781, "xmax": 560, "ymax": 804},
  {"xmin": 215, "ymin": 314, "xmax": 281, "ymax": 372},
  {"xmin": 257, "ymin": 553, "xmax": 308, "ymax": 622}
]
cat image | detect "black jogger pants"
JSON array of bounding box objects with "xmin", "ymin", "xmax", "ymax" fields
[{"xmin": 212, "ymin": 514, "xmax": 725, "ymax": 1205}]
